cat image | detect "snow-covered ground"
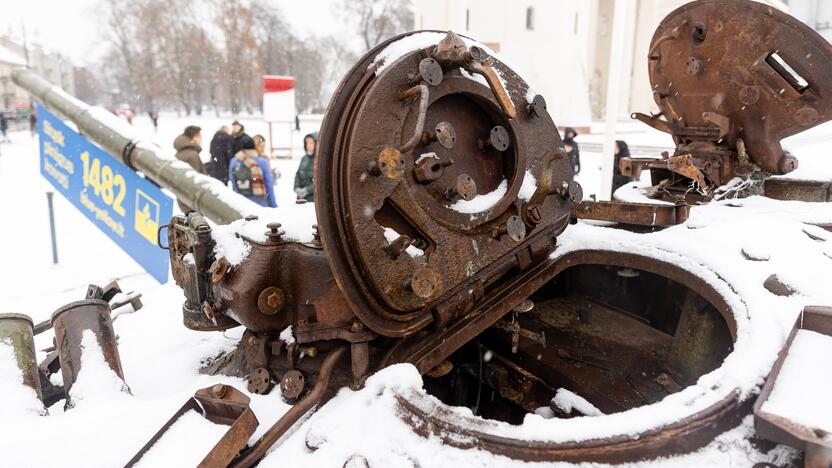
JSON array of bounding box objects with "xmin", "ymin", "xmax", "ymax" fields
[{"xmin": 1, "ymin": 112, "xmax": 831, "ymax": 467}]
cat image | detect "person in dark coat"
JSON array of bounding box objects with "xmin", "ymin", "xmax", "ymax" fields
[
  {"xmin": 231, "ymin": 120, "xmax": 254, "ymax": 156},
  {"xmin": 612, "ymin": 140, "xmax": 633, "ymax": 194},
  {"xmin": 563, "ymin": 127, "xmax": 580, "ymax": 175},
  {"xmin": 0, "ymin": 113, "xmax": 9, "ymax": 142},
  {"xmin": 208, "ymin": 126, "xmax": 235, "ymax": 184},
  {"xmin": 173, "ymin": 125, "xmax": 204, "ymax": 213},
  {"xmin": 294, "ymin": 133, "xmax": 316, "ymax": 202}
]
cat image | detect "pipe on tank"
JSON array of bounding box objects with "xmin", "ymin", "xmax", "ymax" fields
[{"xmin": 12, "ymin": 69, "xmax": 256, "ymax": 224}]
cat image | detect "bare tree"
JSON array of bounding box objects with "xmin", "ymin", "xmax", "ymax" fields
[
  {"xmin": 215, "ymin": 0, "xmax": 262, "ymax": 113},
  {"xmin": 339, "ymin": 0, "xmax": 414, "ymax": 52},
  {"xmin": 91, "ymin": 0, "xmax": 352, "ymax": 115}
]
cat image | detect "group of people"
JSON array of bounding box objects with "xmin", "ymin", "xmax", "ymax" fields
[
  {"xmin": 172, "ymin": 121, "xmax": 317, "ymax": 213},
  {"xmin": 0, "ymin": 112, "xmax": 36, "ymax": 144},
  {"xmin": 562, "ymin": 127, "xmax": 632, "ymax": 193}
]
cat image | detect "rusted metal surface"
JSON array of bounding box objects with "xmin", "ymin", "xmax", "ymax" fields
[
  {"xmin": 392, "ymin": 249, "xmax": 745, "ymax": 463},
  {"xmin": 763, "ymin": 274, "xmax": 797, "ymax": 297},
  {"xmin": 764, "ymin": 179, "xmax": 832, "ymax": 203},
  {"xmin": 315, "ymin": 30, "xmax": 575, "ymax": 338},
  {"xmin": 630, "ymin": 0, "xmax": 832, "ymax": 203},
  {"xmin": 231, "ymin": 346, "xmax": 347, "ymax": 468},
  {"xmin": 125, "ymin": 384, "xmax": 258, "ymax": 467},
  {"xmin": 147, "ymin": 19, "xmax": 822, "ymax": 466},
  {"xmin": 0, "ymin": 313, "xmax": 43, "ymax": 401},
  {"xmin": 572, "ymin": 200, "xmax": 690, "ymax": 226},
  {"xmin": 754, "ymin": 306, "xmax": 832, "ymax": 468},
  {"xmin": 396, "ymin": 389, "xmax": 748, "ymax": 464},
  {"xmin": 51, "ymin": 298, "xmax": 126, "ymax": 405}
]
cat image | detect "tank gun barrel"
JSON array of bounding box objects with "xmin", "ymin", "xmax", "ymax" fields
[{"xmin": 11, "ymin": 69, "xmax": 256, "ymax": 224}]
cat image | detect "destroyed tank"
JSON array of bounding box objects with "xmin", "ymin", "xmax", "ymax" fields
[{"xmin": 12, "ymin": 1, "xmax": 832, "ymax": 466}]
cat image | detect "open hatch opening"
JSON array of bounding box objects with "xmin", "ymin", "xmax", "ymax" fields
[{"xmin": 423, "ymin": 263, "xmax": 734, "ymax": 424}]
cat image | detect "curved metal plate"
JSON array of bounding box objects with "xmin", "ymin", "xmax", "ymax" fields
[
  {"xmin": 649, "ymin": 0, "xmax": 832, "ymax": 174},
  {"xmin": 315, "ymin": 31, "xmax": 573, "ymax": 337}
]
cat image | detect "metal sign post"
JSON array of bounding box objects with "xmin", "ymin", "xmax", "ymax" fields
[{"xmin": 46, "ymin": 191, "xmax": 58, "ymax": 264}]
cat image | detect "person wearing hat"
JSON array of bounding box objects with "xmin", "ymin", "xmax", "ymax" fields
[
  {"xmin": 229, "ymin": 134, "xmax": 277, "ymax": 208},
  {"xmin": 294, "ymin": 132, "xmax": 317, "ymax": 202},
  {"xmin": 231, "ymin": 120, "xmax": 255, "ymax": 156}
]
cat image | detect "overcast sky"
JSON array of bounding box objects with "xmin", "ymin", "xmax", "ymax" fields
[{"xmin": 0, "ymin": 0, "xmax": 342, "ymax": 65}]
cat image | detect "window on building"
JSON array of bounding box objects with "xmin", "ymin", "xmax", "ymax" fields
[
  {"xmin": 466, "ymin": 9, "xmax": 470, "ymax": 31},
  {"xmin": 526, "ymin": 7, "xmax": 534, "ymax": 30}
]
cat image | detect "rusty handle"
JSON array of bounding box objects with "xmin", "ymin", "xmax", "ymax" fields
[
  {"xmin": 398, "ymin": 84, "xmax": 430, "ymax": 154},
  {"xmin": 466, "ymin": 61, "xmax": 517, "ymax": 119},
  {"xmin": 230, "ymin": 346, "xmax": 348, "ymax": 468}
]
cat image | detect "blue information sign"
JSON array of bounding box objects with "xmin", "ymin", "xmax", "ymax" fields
[{"xmin": 37, "ymin": 104, "xmax": 173, "ymax": 283}]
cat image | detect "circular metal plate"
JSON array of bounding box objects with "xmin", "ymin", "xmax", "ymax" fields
[{"xmin": 315, "ymin": 31, "xmax": 573, "ymax": 337}]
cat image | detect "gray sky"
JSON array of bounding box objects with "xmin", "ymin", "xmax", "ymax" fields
[{"xmin": 0, "ymin": 0, "xmax": 342, "ymax": 65}]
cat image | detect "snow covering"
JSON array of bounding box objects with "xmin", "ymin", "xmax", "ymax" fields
[
  {"xmin": 68, "ymin": 330, "xmax": 131, "ymax": 405},
  {"xmin": 133, "ymin": 410, "xmax": 227, "ymax": 467},
  {"xmin": 0, "ymin": 342, "xmax": 45, "ymax": 416},
  {"xmin": 762, "ymin": 329, "xmax": 832, "ymax": 434},
  {"xmin": 211, "ymin": 202, "xmax": 318, "ymax": 266},
  {"xmin": 450, "ymin": 179, "xmax": 508, "ymax": 214},
  {"xmin": 279, "ymin": 325, "xmax": 296, "ymax": 345},
  {"xmin": 518, "ymin": 170, "xmax": 537, "ymax": 201},
  {"xmin": 1, "ymin": 113, "xmax": 829, "ymax": 466},
  {"xmin": 415, "ymin": 152, "xmax": 438, "ymax": 165},
  {"xmin": 383, "ymin": 227, "xmax": 425, "ymax": 258},
  {"xmin": 551, "ymin": 388, "xmax": 604, "ymax": 417},
  {"xmin": 613, "ymin": 173, "xmax": 674, "ymax": 206}
]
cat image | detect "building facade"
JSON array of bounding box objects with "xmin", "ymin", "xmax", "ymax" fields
[
  {"xmin": 0, "ymin": 40, "xmax": 27, "ymax": 114},
  {"xmin": 0, "ymin": 37, "xmax": 75, "ymax": 115},
  {"xmin": 415, "ymin": 0, "xmax": 790, "ymax": 127}
]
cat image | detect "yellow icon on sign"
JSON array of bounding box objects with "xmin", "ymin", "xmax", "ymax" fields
[{"xmin": 135, "ymin": 190, "xmax": 160, "ymax": 244}]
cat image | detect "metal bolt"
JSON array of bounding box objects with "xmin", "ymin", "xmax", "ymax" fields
[
  {"xmin": 512, "ymin": 299, "xmax": 534, "ymax": 313},
  {"xmin": 244, "ymin": 214, "xmax": 259, "ymax": 221},
  {"xmin": 209, "ymin": 257, "xmax": 229, "ymax": 284},
  {"xmin": 202, "ymin": 301, "xmax": 217, "ymax": 323},
  {"xmin": 506, "ymin": 216, "xmax": 526, "ymax": 242},
  {"xmin": 376, "ymin": 147, "xmax": 405, "ymax": 180},
  {"xmin": 445, "ymin": 173, "xmax": 477, "ymax": 202},
  {"xmin": 408, "ymin": 57, "xmax": 444, "ymax": 86},
  {"xmin": 257, "ymin": 286, "xmax": 285, "ymax": 315},
  {"xmin": 421, "ymin": 121, "xmax": 456, "ymax": 149},
  {"xmin": 478, "ymin": 125, "xmax": 510, "ymax": 152},
  {"xmin": 686, "ymin": 56, "xmax": 704, "ymax": 75},
  {"xmin": 280, "ymin": 369, "xmax": 305, "ymax": 400},
  {"xmin": 211, "ymin": 384, "xmax": 227, "ymax": 398},
  {"xmin": 413, "ymin": 154, "xmax": 453, "ymax": 184},
  {"xmin": 527, "ymin": 94, "xmax": 547, "ymax": 118},
  {"xmin": 778, "ymin": 154, "xmax": 798, "ymax": 174},
  {"xmin": 385, "ymin": 235, "xmax": 414, "ymax": 259},
  {"xmin": 407, "ymin": 266, "xmax": 441, "ymax": 299},
  {"xmin": 247, "ymin": 367, "xmax": 273, "ymax": 395},
  {"xmin": 311, "ymin": 224, "xmax": 321, "ymax": 244},
  {"xmin": 492, "ymin": 216, "xmax": 526, "ymax": 241},
  {"xmin": 266, "ymin": 222, "xmax": 285, "ymax": 243}
]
